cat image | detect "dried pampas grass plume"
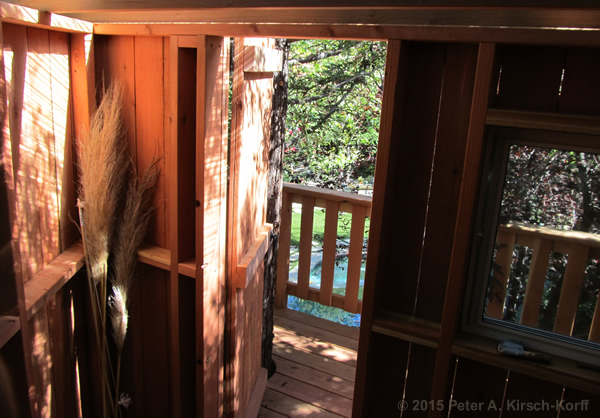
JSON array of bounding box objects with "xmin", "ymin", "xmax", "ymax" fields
[{"xmin": 77, "ymin": 82, "xmax": 128, "ymax": 285}]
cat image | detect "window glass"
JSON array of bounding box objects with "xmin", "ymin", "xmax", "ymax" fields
[{"xmin": 482, "ymin": 144, "xmax": 600, "ymax": 345}]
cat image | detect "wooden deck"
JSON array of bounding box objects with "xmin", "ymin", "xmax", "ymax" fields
[{"xmin": 259, "ymin": 308, "xmax": 359, "ymax": 417}]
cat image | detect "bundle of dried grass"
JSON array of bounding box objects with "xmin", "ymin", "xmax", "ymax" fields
[
  {"xmin": 109, "ymin": 159, "xmax": 159, "ymax": 416},
  {"xmin": 78, "ymin": 82, "xmax": 128, "ymax": 285}
]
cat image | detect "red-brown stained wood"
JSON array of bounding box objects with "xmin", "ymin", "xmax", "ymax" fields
[
  {"xmin": 495, "ymin": 45, "xmax": 566, "ymax": 112},
  {"xmin": 450, "ymin": 358, "xmax": 507, "ymax": 418},
  {"xmin": 403, "ymin": 345, "xmax": 438, "ymax": 417},
  {"xmin": 416, "ymin": 43, "xmax": 479, "ymax": 322},
  {"xmin": 378, "ymin": 41, "xmax": 446, "ymax": 316},
  {"xmin": 134, "ymin": 36, "xmax": 167, "ymax": 247},
  {"xmin": 559, "ymin": 48, "xmax": 600, "ymax": 116},
  {"xmin": 560, "ymin": 387, "xmax": 600, "ymax": 417},
  {"xmin": 501, "ymin": 371, "xmax": 564, "ymax": 418},
  {"xmin": 353, "ymin": 39, "xmax": 404, "ymax": 417}
]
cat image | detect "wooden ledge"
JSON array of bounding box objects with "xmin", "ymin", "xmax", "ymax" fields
[
  {"xmin": 24, "ymin": 241, "xmax": 85, "ymax": 319},
  {"xmin": 371, "ymin": 310, "xmax": 441, "ymax": 349},
  {"xmin": 453, "ymin": 333, "xmax": 600, "ymax": 396},
  {"xmin": 236, "ymin": 224, "xmax": 272, "ymax": 288},
  {"xmin": 1, "ymin": 2, "xmax": 93, "ymax": 33},
  {"xmin": 0, "ymin": 315, "xmax": 20, "ymax": 348}
]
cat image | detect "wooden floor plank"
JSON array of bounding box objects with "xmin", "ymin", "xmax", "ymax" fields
[
  {"xmin": 273, "ymin": 341, "xmax": 356, "ymax": 382},
  {"xmin": 268, "ymin": 374, "xmax": 353, "ymax": 417},
  {"xmin": 274, "ymin": 307, "xmax": 360, "ymax": 340},
  {"xmin": 273, "ymin": 356, "xmax": 354, "ymax": 400},
  {"xmin": 274, "ymin": 327, "xmax": 357, "ymax": 366},
  {"xmin": 258, "ymin": 405, "xmax": 288, "ymax": 417},
  {"xmin": 274, "ymin": 313, "xmax": 358, "ymax": 351},
  {"xmin": 261, "ymin": 388, "xmax": 344, "ymax": 418},
  {"xmin": 264, "ymin": 308, "xmax": 359, "ymax": 417}
]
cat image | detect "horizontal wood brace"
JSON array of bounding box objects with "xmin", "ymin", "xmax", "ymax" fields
[
  {"xmin": 371, "ymin": 310, "xmax": 441, "ymax": 349},
  {"xmin": 24, "ymin": 242, "xmax": 85, "ymax": 319},
  {"xmin": 235, "ymin": 224, "xmax": 273, "ymax": 288},
  {"xmin": 453, "ymin": 333, "xmax": 600, "ymax": 395},
  {"xmin": 486, "ymin": 109, "xmax": 600, "ymax": 136},
  {"xmin": 285, "ymin": 282, "xmax": 363, "ymax": 314},
  {"xmin": 0, "ymin": 2, "xmax": 93, "ymax": 33},
  {"xmin": 0, "ymin": 315, "xmax": 20, "ymax": 348}
]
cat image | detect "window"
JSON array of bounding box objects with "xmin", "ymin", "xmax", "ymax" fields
[{"xmin": 464, "ymin": 127, "xmax": 600, "ymax": 366}]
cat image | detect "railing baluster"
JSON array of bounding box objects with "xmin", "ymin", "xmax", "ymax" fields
[
  {"xmin": 275, "ymin": 191, "xmax": 293, "ymax": 308},
  {"xmin": 554, "ymin": 243, "xmax": 589, "ymax": 336},
  {"xmin": 297, "ymin": 196, "xmax": 315, "ymax": 300},
  {"xmin": 520, "ymin": 238, "xmax": 552, "ymax": 327},
  {"xmin": 487, "ymin": 230, "xmax": 516, "ymax": 319},
  {"xmin": 320, "ymin": 200, "xmax": 339, "ymax": 307},
  {"xmin": 345, "ymin": 205, "xmax": 367, "ymax": 314}
]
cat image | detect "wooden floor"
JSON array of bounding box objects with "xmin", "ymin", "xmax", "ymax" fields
[{"xmin": 259, "ymin": 307, "xmax": 359, "ymax": 417}]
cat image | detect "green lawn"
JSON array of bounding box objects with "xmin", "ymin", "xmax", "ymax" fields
[{"xmin": 289, "ymin": 205, "xmax": 370, "ymax": 247}]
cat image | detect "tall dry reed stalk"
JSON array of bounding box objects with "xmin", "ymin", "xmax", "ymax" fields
[
  {"xmin": 78, "ymin": 82, "xmax": 128, "ymax": 417},
  {"xmin": 109, "ymin": 159, "xmax": 159, "ymax": 416}
]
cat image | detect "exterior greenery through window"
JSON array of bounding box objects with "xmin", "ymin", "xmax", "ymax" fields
[{"xmin": 470, "ymin": 128, "xmax": 600, "ymax": 363}]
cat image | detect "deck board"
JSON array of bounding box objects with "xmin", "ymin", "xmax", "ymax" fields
[{"xmin": 260, "ymin": 308, "xmax": 358, "ymax": 418}]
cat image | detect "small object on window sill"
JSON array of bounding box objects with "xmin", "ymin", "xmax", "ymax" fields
[{"xmin": 497, "ymin": 340, "xmax": 552, "ymax": 364}]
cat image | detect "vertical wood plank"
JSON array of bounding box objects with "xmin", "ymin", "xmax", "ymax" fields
[
  {"xmin": 429, "ymin": 42, "xmax": 498, "ymax": 418},
  {"xmin": 26, "ymin": 27, "xmax": 60, "ymax": 270},
  {"xmin": 297, "ymin": 196, "xmax": 315, "ymax": 301},
  {"xmin": 345, "ymin": 204, "xmax": 366, "ymax": 314},
  {"xmin": 379, "ymin": 41, "xmax": 446, "ymax": 315},
  {"xmin": 69, "ymin": 32, "xmax": 95, "ymax": 135},
  {"xmin": 520, "ymin": 238, "xmax": 552, "ymax": 327},
  {"xmin": 197, "ymin": 34, "xmax": 229, "ymax": 418},
  {"xmin": 450, "ymin": 358, "xmax": 506, "ymax": 418},
  {"xmin": 49, "ymin": 31, "xmax": 76, "ymax": 252},
  {"xmin": 487, "ymin": 230, "xmax": 516, "ymax": 319},
  {"xmin": 28, "ymin": 305, "xmax": 56, "ymax": 417},
  {"xmin": 275, "ymin": 191, "xmax": 292, "ymax": 308},
  {"xmin": 353, "ymin": 39, "xmax": 405, "ymax": 418},
  {"xmin": 319, "ymin": 200, "xmax": 339, "ymax": 307},
  {"xmin": 416, "ymin": 43, "xmax": 479, "ymax": 322},
  {"xmin": 134, "ymin": 36, "xmax": 167, "ymax": 247},
  {"xmin": 559, "ymin": 48, "xmax": 600, "ymax": 116},
  {"xmin": 554, "ymin": 244, "xmax": 589, "ymax": 335},
  {"xmin": 495, "ymin": 45, "xmax": 565, "ymax": 112},
  {"xmin": 561, "ymin": 387, "xmax": 600, "ymax": 417},
  {"xmin": 501, "ymin": 372, "xmax": 564, "ymax": 418},
  {"xmin": 589, "ymin": 292, "xmax": 600, "ymax": 342},
  {"xmin": 93, "ymin": 35, "xmax": 136, "ymax": 161},
  {"xmin": 168, "ymin": 34, "xmax": 182, "ymax": 418}
]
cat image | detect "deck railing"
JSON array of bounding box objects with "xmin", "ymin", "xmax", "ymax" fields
[
  {"xmin": 275, "ymin": 183, "xmax": 372, "ymax": 314},
  {"xmin": 488, "ymin": 222, "xmax": 600, "ymax": 342}
]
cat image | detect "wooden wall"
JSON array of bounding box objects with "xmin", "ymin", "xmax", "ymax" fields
[
  {"xmin": 0, "ymin": 21, "xmax": 94, "ymax": 418},
  {"xmin": 354, "ymin": 40, "xmax": 600, "ymax": 417}
]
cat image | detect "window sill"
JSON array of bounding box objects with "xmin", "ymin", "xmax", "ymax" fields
[{"xmin": 453, "ymin": 332, "xmax": 600, "ymax": 396}]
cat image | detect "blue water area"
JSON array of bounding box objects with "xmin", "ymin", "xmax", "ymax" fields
[{"xmin": 288, "ymin": 295, "xmax": 361, "ymax": 328}]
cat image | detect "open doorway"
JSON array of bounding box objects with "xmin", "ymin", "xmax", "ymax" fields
[{"xmin": 261, "ymin": 38, "xmax": 387, "ymax": 418}]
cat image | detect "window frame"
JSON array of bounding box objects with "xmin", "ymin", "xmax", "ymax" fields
[{"xmin": 462, "ymin": 125, "xmax": 600, "ymax": 367}]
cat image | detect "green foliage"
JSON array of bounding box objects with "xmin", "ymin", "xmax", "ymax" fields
[{"xmin": 284, "ymin": 40, "xmax": 386, "ymax": 191}]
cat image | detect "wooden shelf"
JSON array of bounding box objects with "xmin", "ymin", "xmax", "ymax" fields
[
  {"xmin": 0, "ymin": 315, "xmax": 20, "ymax": 348},
  {"xmin": 371, "ymin": 310, "xmax": 441, "ymax": 349},
  {"xmin": 453, "ymin": 333, "xmax": 600, "ymax": 396},
  {"xmin": 24, "ymin": 242, "xmax": 85, "ymax": 319},
  {"xmin": 137, "ymin": 244, "xmax": 170, "ymax": 271},
  {"xmin": 178, "ymin": 259, "xmax": 196, "ymax": 278}
]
